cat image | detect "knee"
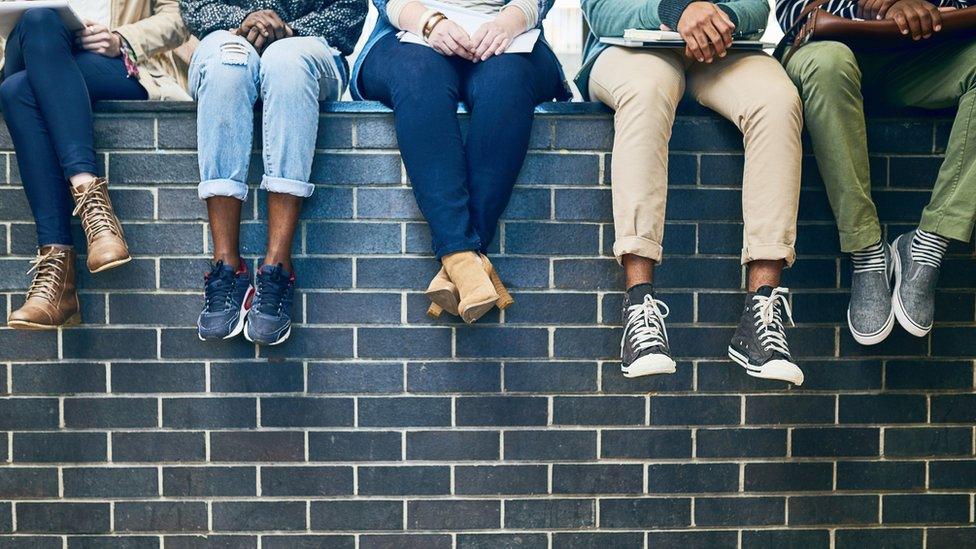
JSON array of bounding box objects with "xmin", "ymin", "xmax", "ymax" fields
[
  {"xmin": 193, "ymin": 31, "xmax": 259, "ymax": 91},
  {"xmin": 258, "ymin": 40, "xmax": 319, "ymax": 89},
  {"xmin": 18, "ymin": 8, "xmax": 65, "ymax": 33},
  {"xmin": 747, "ymin": 83, "xmax": 803, "ymax": 125},
  {"xmin": 789, "ymin": 42, "xmax": 860, "ymax": 91}
]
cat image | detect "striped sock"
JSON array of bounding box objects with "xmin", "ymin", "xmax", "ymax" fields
[
  {"xmin": 911, "ymin": 229, "xmax": 949, "ymax": 269},
  {"xmin": 851, "ymin": 240, "xmax": 886, "ymax": 274}
]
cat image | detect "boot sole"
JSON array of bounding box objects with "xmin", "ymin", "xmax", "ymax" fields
[
  {"xmin": 460, "ymin": 297, "xmax": 498, "ymax": 324},
  {"xmin": 890, "ymin": 237, "xmax": 931, "ymax": 338},
  {"xmin": 7, "ymin": 312, "xmax": 82, "ymax": 330},
  {"xmin": 89, "ymin": 255, "xmax": 132, "ymax": 274},
  {"xmin": 425, "ymin": 288, "xmax": 460, "ymax": 317}
]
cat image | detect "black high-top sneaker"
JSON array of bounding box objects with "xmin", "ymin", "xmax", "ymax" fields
[
  {"xmin": 728, "ymin": 286, "xmax": 804, "ymax": 386},
  {"xmin": 620, "ymin": 283, "xmax": 676, "ymax": 378}
]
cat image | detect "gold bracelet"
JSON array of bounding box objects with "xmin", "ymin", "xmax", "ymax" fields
[{"xmin": 423, "ymin": 12, "xmax": 446, "ymax": 39}]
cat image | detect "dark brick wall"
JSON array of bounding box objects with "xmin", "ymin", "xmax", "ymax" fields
[{"xmin": 0, "ymin": 101, "xmax": 973, "ymax": 547}]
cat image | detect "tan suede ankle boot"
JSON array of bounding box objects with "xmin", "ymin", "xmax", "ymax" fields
[
  {"xmin": 481, "ymin": 254, "xmax": 514, "ymax": 311},
  {"xmin": 8, "ymin": 247, "xmax": 81, "ymax": 330},
  {"xmin": 71, "ymin": 177, "xmax": 131, "ymax": 273},
  {"xmin": 426, "ymin": 267, "xmax": 459, "ymax": 318},
  {"xmin": 441, "ymin": 251, "xmax": 498, "ymax": 324}
]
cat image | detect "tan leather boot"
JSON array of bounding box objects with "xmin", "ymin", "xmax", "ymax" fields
[
  {"xmin": 71, "ymin": 177, "xmax": 130, "ymax": 273},
  {"xmin": 7, "ymin": 247, "xmax": 81, "ymax": 330},
  {"xmin": 442, "ymin": 251, "xmax": 499, "ymax": 324},
  {"xmin": 425, "ymin": 267, "xmax": 459, "ymax": 318}
]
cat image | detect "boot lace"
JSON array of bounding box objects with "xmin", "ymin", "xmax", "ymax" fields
[
  {"xmin": 72, "ymin": 179, "xmax": 122, "ymax": 240},
  {"xmin": 752, "ymin": 287, "xmax": 795, "ymax": 358},
  {"xmin": 623, "ymin": 294, "xmax": 670, "ymax": 353},
  {"xmin": 25, "ymin": 249, "xmax": 69, "ymax": 304}
]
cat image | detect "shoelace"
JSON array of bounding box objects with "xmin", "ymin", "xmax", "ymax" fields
[
  {"xmin": 254, "ymin": 267, "xmax": 292, "ymax": 316},
  {"xmin": 851, "ymin": 240, "xmax": 886, "ymax": 274},
  {"xmin": 623, "ymin": 294, "xmax": 670, "ymax": 354},
  {"xmin": 911, "ymin": 229, "xmax": 949, "ymax": 269},
  {"xmin": 752, "ymin": 287, "xmax": 795, "ymax": 358},
  {"xmin": 203, "ymin": 262, "xmax": 237, "ymax": 313},
  {"xmin": 25, "ymin": 248, "xmax": 69, "ymax": 304},
  {"xmin": 71, "ymin": 179, "xmax": 122, "ymax": 240}
]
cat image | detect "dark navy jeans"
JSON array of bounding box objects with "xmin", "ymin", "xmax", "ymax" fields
[
  {"xmin": 0, "ymin": 8, "xmax": 147, "ymax": 247},
  {"xmin": 359, "ymin": 33, "xmax": 563, "ymax": 259}
]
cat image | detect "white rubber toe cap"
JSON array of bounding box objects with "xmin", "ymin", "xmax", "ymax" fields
[
  {"xmin": 749, "ymin": 359, "xmax": 804, "ymax": 386},
  {"xmin": 622, "ymin": 353, "xmax": 677, "ymax": 378}
]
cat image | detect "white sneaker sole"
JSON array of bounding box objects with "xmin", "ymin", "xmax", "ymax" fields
[
  {"xmin": 198, "ymin": 286, "xmax": 254, "ymax": 342},
  {"xmin": 848, "ymin": 307, "xmax": 895, "ymax": 346},
  {"xmin": 244, "ymin": 322, "xmax": 292, "ymax": 346},
  {"xmin": 728, "ymin": 347, "xmax": 804, "ymax": 386},
  {"xmin": 622, "ymin": 353, "xmax": 677, "ymax": 378},
  {"xmin": 890, "ymin": 235, "xmax": 931, "ymax": 338}
]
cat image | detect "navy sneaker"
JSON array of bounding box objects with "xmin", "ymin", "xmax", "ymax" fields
[
  {"xmin": 197, "ymin": 260, "xmax": 254, "ymax": 341},
  {"xmin": 244, "ymin": 263, "xmax": 295, "ymax": 346}
]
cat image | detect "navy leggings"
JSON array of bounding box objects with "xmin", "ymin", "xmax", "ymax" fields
[
  {"xmin": 0, "ymin": 8, "xmax": 147, "ymax": 247},
  {"xmin": 359, "ymin": 33, "xmax": 563, "ymax": 259}
]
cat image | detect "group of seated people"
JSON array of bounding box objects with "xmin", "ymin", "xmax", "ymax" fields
[{"xmin": 1, "ymin": 0, "xmax": 974, "ymax": 388}]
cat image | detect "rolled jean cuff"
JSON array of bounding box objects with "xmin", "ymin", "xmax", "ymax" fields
[
  {"xmin": 919, "ymin": 211, "xmax": 975, "ymax": 244},
  {"xmin": 613, "ymin": 235, "xmax": 663, "ymax": 266},
  {"xmin": 63, "ymin": 161, "xmax": 100, "ymax": 180},
  {"xmin": 434, "ymin": 240, "xmax": 482, "ymax": 261},
  {"xmin": 199, "ymin": 178, "xmax": 248, "ymax": 201},
  {"xmin": 261, "ymin": 175, "xmax": 314, "ymax": 198},
  {"xmin": 742, "ymin": 243, "xmax": 796, "ymax": 268}
]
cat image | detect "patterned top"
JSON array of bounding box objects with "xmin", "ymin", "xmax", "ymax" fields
[
  {"xmin": 179, "ymin": 0, "xmax": 368, "ymax": 55},
  {"xmin": 775, "ymin": 0, "xmax": 972, "ymax": 33}
]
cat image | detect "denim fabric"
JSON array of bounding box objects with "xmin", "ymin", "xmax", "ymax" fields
[
  {"xmin": 0, "ymin": 8, "xmax": 147, "ymax": 246},
  {"xmin": 189, "ymin": 30, "xmax": 346, "ymax": 201},
  {"xmin": 349, "ymin": 0, "xmax": 570, "ymax": 100},
  {"xmin": 359, "ymin": 34, "xmax": 563, "ymax": 259}
]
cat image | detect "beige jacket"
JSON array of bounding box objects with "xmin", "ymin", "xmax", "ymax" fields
[{"xmin": 0, "ymin": 0, "xmax": 193, "ymax": 100}]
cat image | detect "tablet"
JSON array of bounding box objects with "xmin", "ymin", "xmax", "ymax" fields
[
  {"xmin": 600, "ymin": 37, "xmax": 770, "ymax": 50},
  {"xmin": 0, "ymin": 1, "xmax": 86, "ymax": 38}
]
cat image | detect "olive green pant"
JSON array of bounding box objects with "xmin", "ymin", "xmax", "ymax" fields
[{"xmin": 785, "ymin": 39, "xmax": 976, "ymax": 252}]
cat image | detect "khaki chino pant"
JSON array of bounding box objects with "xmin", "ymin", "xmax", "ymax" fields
[{"xmin": 589, "ymin": 47, "xmax": 803, "ymax": 266}]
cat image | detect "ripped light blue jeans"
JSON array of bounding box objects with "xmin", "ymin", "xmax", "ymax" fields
[{"xmin": 189, "ymin": 30, "xmax": 346, "ymax": 200}]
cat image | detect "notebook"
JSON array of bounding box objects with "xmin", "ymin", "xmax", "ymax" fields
[
  {"xmin": 397, "ymin": 0, "xmax": 540, "ymax": 54},
  {"xmin": 0, "ymin": 0, "xmax": 85, "ymax": 38}
]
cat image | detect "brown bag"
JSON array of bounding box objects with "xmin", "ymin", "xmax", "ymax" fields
[{"xmin": 775, "ymin": 3, "xmax": 976, "ymax": 65}]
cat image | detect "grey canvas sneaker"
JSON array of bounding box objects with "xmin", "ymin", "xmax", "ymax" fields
[
  {"xmin": 892, "ymin": 229, "xmax": 947, "ymax": 337},
  {"xmin": 848, "ymin": 241, "xmax": 895, "ymax": 345},
  {"xmin": 728, "ymin": 286, "xmax": 804, "ymax": 386},
  {"xmin": 620, "ymin": 284, "xmax": 676, "ymax": 378}
]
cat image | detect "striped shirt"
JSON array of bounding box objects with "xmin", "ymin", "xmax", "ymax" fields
[{"xmin": 775, "ymin": 0, "xmax": 972, "ymax": 34}]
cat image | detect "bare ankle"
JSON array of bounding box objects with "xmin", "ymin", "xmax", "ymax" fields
[{"xmin": 213, "ymin": 253, "xmax": 240, "ymax": 270}]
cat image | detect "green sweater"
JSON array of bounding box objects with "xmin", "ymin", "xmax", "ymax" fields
[{"xmin": 575, "ymin": 0, "xmax": 770, "ymax": 98}]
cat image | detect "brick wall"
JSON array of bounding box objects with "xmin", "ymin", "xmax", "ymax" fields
[{"xmin": 0, "ymin": 101, "xmax": 973, "ymax": 548}]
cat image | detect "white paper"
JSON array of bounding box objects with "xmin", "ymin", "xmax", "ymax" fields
[
  {"xmin": 397, "ymin": 0, "xmax": 541, "ymax": 54},
  {"xmin": 0, "ymin": 0, "xmax": 86, "ymax": 38},
  {"xmin": 623, "ymin": 29, "xmax": 682, "ymax": 41}
]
